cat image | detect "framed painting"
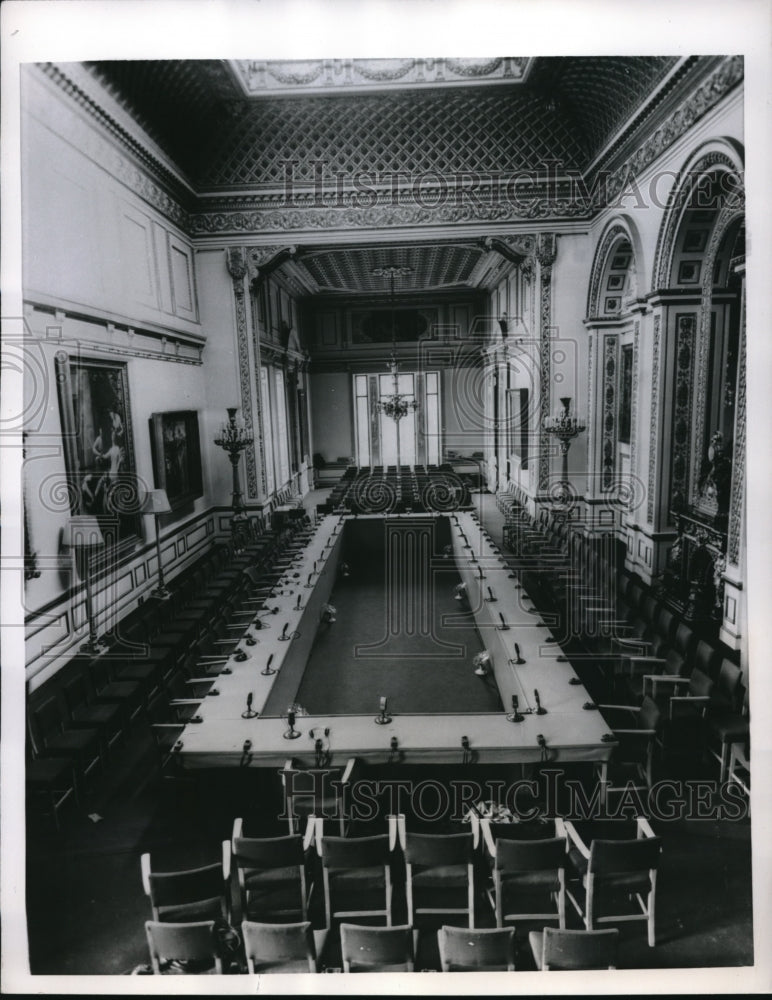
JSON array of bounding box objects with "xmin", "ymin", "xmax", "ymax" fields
[
  {"xmin": 149, "ymin": 410, "xmax": 203, "ymax": 510},
  {"xmin": 54, "ymin": 352, "xmax": 141, "ymax": 546},
  {"xmin": 507, "ymin": 387, "xmax": 529, "ymax": 469}
]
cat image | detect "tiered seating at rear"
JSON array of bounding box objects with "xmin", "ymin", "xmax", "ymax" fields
[{"xmin": 317, "ymin": 465, "xmax": 472, "ymax": 515}]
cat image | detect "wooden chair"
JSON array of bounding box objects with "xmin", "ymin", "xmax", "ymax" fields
[
  {"xmin": 231, "ymin": 817, "xmax": 315, "ymax": 923},
  {"xmin": 438, "ymin": 925, "xmax": 515, "ymax": 971},
  {"xmin": 145, "ymin": 920, "xmax": 222, "ymax": 974},
  {"xmin": 403, "ymin": 830, "xmax": 477, "ymax": 928},
  {"xmin": 340, "ymin": 923, "xmax": 414, "ymax": 973},
  {"xmin": 320, "ymin": 831, "xmax": 395, "ymax": 928},
  {"xmin": 141, "ymin": 843, "xmax": 231, "ymax": 923},
  {"xmin": 242, "ymin": 920, "xmax": 321, "ymax": 973},
  {"xmin": 482, "ymin": 826, "xmax": 567, "ymax": 929},
  {"xmin": 565, "ymin": 818, "xmax": 661, "ymax": 947},
  {"xmin": 529, "ymin": 926, "xmax": 618, "ymax": 970}
]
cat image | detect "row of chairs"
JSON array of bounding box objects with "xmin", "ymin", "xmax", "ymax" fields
[
  {"xmin": 317, "ymin": 465, "xmax": 472, "ymax": 515},
  {"xmin": 140, "ymin": 813, "xmax": 661, "ymax": 947},
  {"xmin": 144, "ymin": 918, "xmax": 618, "ymax": 974},
  {"xmin": 26, "ymin": 513, "xmax": 317, "ymax": 831},
  {"xmin": 496, "ymin": 488, "xmax": 749, "ymax": 788}
]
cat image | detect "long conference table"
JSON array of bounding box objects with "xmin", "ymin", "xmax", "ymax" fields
[{"xmin": 176, "ymin": 512, "xmax": 616, "ymax": 770}]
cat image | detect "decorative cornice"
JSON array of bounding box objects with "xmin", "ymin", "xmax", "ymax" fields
[{"xmin": 38, "ymin": 63, "xmax": 194, "ymax": 224}]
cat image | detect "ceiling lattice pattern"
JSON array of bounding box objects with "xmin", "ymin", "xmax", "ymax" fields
[
  {"xmin": 200, "ymin": 88, "xmax": 588, "ymax": 188},
  {"xmin": 301, "ymin": 245, "xmax": 484, "ymax": 294},
  {"xmin": 84, "ymin": 56, "xmax": 683, "ymax": 190},
  {"xmin": 528, "ymin": 57, "xmax": 678, "ymax": 160}
]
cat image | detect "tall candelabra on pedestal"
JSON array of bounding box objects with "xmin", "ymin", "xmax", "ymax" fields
[
  {"xmin": 544, "ymin": 396, "xmax": 586, "ymax": 511},
  {"xmin": 214, "ymin": 407, "xmax": 254, "ymax": 550}
]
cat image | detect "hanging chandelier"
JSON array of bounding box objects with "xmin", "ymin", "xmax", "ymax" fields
[{"xmin": 372, "ymin": 265, "xmax": 418, "ymax": 425}]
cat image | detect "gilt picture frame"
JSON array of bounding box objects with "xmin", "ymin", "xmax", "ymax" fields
[{"xmin": 149, "ymin": 409, "xmax": 203, "ymax": 511}]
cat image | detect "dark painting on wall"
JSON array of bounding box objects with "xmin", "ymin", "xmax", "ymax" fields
[
  {"xmin": 149, "ymin": 410, "xmax": 203, "ymax": 510},
  {"xmin": 54, "ymin": 352, "xmax": 141, "ymax": 546}
]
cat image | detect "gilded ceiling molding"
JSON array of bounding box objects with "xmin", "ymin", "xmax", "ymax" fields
[{"xmin": 226, "ymin": 247, "xmax": 260, "ymax": 498}]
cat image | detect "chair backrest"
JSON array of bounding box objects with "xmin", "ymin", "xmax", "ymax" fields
[
  {"xmin": 540, "ymin": 927, "xmax": 618, "ymax": 970},
  {"xmin": 145, "ymin": 920, "xmax": 221, "ymax": 974},
  {"xmin": 143, "ymin": 856, "xmax": 228, "ymax": 922},
  {"xmin": 688, "ymin": 667, "xmax": 714, "ymax": 699},
  {"xmin": 638, "ymin": 696, "xmax": 662, "ymax": 732},
  {"xmin": 242, "ymin": 920, "xmax": 316, "ymax": 973},
  {"xmin": 715, "ymin": 658, "xmax": 743, "ymax": 710},
  {"xmin": 321, "ymin": 834, "xmax": 390, "ymax": 871},
  {"xmin": 232, "ymin": 834, "xmax": 304, "ymax": 872},
  {"xmin": 404, "ymin": 832, "xmax": 474, "ymax": 867},
  {"xmin": 340, "ymin": 923, "xmax": 414, "ymax": 972},
  {"xmin": 62, "ymin": 674, "xmax": 90, "ymax": 712},
  {"xmin": 438, "ymin": 925, "xmax": 515, "ymax": 971},
  {"xmin": 588, "ymin": 836, "xmax": 662, "ymax": 876},
  {"xmin": 692, "ymin": 639, "xmax": 719, "ymax": 677},
  {"xmin": 488, "ymin": 819, "xmax": 558, "ymax": 842},
  {"xmin": 494, "ymin": 837, "xmax": 567, "ymax": 874}
]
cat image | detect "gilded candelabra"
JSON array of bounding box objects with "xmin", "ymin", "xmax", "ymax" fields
[
  {"xmin": 214, "ymin": 407, "xmax": 253, "ymax": 544},
  {"xmin": 544, "ymin": 396, "xmax": 586, "ymax": 505}
]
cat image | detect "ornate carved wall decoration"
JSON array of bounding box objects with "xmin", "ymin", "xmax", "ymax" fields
[
  {"xmin": 691, "ymin": 195, "xmax": 745, "ymax": 506},
  {"xmin": 536, "ymin": 234, "xmax": 557, "ymax": 491},
  {"xmin": 226, "ymin": 247, "xmax": 260, "ymax": 497},
  {"xmin": 586, "ymin": 332, "xmax": 594, "ymax": 495},
  {"xmin": 647, "ymin": 315, "xmax": 661, "ymax": 524},
  {"xmin": 601, "ymin": 335, "xmax": 618, "ymax": 491},
  {"xmin": 587, "ymin": 224, "xmax": 627, "ymax": 318},
  {"xmin": 728, "ymin": 305, "xmax": 746, "ymax": 565},
  {"xmin": 651, "ymin": 150, "xmax": 740, "ymax": 292},
  {"xmin": 669, "ymin": 314, "xmax": 696, "ymax": 519},
  {"xmin": 631, "ymin": 321, "xmax": 640, "ymax": 486}
]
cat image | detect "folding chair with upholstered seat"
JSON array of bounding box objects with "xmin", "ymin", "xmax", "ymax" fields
[
  {"xmin": 141, "ymin": 843, "xmax": 231, "ymax": 923},
  {"xmin": 401, "ymin": 825, "xmax": 477, "ymax": 928},
  {"xmin": 529, "ymin": 926, "xmax": 619, "ymax": 970},
  {"xmin": 565, "ymin": 818, "xmax": 661, "ymax": 947},
  {"xmin": 231, "ymin": 817, "xmax": 315, "ymax": 923},
  {"xmin": 340, "ymin": 923, "xmax": 414, "ymax": 972},
  {"xmin": 242, "ymin": 920, "xmax": 323, "ymax": 973},
  {"xmin": 480, "ymin": 819, "xmax": 567, "ymax": 929},
  {"xmin": 280, "ymin": 757, "xmax": 358, "ymax": 836},
  {"xmin": 145, "ymin": 920, "xmax": 222, "ymax": 974},
  {"xmin": 438, "ymin": 925, "xmax": 515, "ymax": 971},
  {"xmin": 319, "ymin": 828, "xmax": 396, "ymax": 928}
]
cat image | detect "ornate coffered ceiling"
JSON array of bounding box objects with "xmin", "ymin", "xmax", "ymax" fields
[{"xmin": 84, "ymin": 55, "xmax": 685, "ymax": 192}]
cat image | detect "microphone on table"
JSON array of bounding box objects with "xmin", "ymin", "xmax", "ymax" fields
[
  {"xmin": 537, "ymin": 733, "xmax": 549, "ymax": 762},
  {"xmin": 513, "ymin": 643, "xmax": 525, "ymax": 665},
  {"xmin": 497, "ymin": 612, "xmax": 510, "ymax": 631},
  {"xmin": 485, "ymin": 587, "xmax": 497, "ymax": 602},
  {"xmin": 478, "ymin": 565, "xmax": 485, "ymax": 580},
  {"xmin": 508, "ymin": 695, "xmax": 524, "ymax": 723},
  {"xmin": 534, "ymin": 689, "xmax": 546, "ymax": 715},
  {"xmin": 306, "ymin": 573, "xmax": 313, "ymax": 588},
  {"xmin": 284, "ymin": 708, "xmax": 300, "ymax": 740},
  {"xmin": 279, "ymin": 622, "xmax": 290, "ymax": 641},
  {"xmin": 261, "ymin": 653, "xmax": 276, "ymax": 676},
  {"xmin": 242, "ymin": 691, "xmax": 258, "ymax": 719},
  {"xmin": 296, "ymin": 593, "xmax": 304, "ymax": 611}
]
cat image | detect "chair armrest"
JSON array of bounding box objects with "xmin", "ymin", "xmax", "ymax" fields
[
  {"xmin": 613, "ymin": 728, "xmax": 657, "ymax": 736},
  {"xmin": 231, "ymin": 817, "xmax": 243, "ymax": 842},
  {"xmin": 480, "ymin": 817, "xmax": 497, "ymax": 858},
  {"xmin": 340, "ymin": 757, "xmax": 357, "ymax": 786},
  {"xmin": 644, "ymin": 673, "xmax": 684, "ymax": 696},
  {"xmin": 169, "ymin": 698, "xmax": 203, "ymax": 707},
  {"xmin": 222, "ymin": 840, "xmax": 231, "ymax": 881},
  {"xmin": 598, "ymin": 703, "xmax": 640, "ymax": 713},
  {"xmin": 563, "ymin": 820, "xmax": 590, "ymax": 860},
  {"xmin": 140, "ymin": 852, "xmax": 151, "ymax": 896},
  {"xmin": 636, "ymin": 816, "xmax": 656, "ymax": 839},
  {"xmin": 669, "ymin": 695, "xmax": 710, "ymax": 719},
  {"xmin": 302, "ymin": 815, "xmax": 316, "ymax": 852}
]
